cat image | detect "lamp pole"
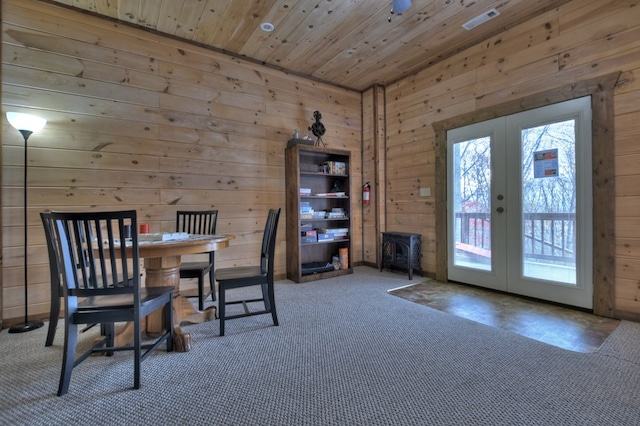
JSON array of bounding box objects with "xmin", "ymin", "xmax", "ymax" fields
[{"xmin": 7, "ymin": 112, "xmax": 46, "ymax": 333}]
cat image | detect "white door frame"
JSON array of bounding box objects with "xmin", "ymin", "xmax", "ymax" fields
[
  {"xmin": 446, "ymin": 97, "xmax": 593, "ymax": 308},
  {"xmin": 432, "ymin": 73, "xmax": 619, "ymax": 317}
]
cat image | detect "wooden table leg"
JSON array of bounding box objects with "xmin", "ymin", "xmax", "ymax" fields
[
  {"xmin": 141, "ymin": 255, "xmax": 215, "ymax": 351},
  {"xmin": 178, "ymin": 296, "xmax": 217, "ymax": 324},
  {"xmin": 141, "ymin": 255, "xmax": 188, "ymax": 351},
  {"xmin": 113, "ymin": 322, "xmax": 134, "ymax": 348},
  {"xmin": 144, "ymin": 255, "xmax": 181, "ymax": 332}
]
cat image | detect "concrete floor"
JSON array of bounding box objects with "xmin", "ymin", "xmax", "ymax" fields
[{"xmin": 388, "ymin": 279, "xmax": 620, "ymax": 353}]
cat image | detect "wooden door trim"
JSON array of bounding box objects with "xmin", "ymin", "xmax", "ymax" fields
[{"xmin": 432, "ymin": 72, "xmax": 620, "ymax": 317}]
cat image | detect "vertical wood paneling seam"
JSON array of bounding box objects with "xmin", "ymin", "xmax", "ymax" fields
[
  {"xmin": 373, "ymin": 84, "xmax": 386, "ymax": 267},
  {"xmin": 380, "ymin": 85, "xmax": 388, "ymax": 265},
  {"xmin": 372, "ymin": 85, "xmax": 380, "ymax": 266},
  {"xmin": 361, "ymin": 89, "xmax": 366, "ymax": 263},
  {"xmin": 1, "ymin": 1, "xmax": 4, "ymax": 326}
]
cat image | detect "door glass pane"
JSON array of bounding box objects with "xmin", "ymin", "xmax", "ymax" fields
[
  {"xmin": 452, "ymin": 137, "xmax": 492, "ymax": 271},
  {"xmin": 520, "ymin": 120, "xmax": 576, "ymax": 284}
]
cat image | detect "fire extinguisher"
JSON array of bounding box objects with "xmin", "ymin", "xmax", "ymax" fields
[{"xmin": 363, "ymin": 182, "xmax": 371, "ymax": 205}]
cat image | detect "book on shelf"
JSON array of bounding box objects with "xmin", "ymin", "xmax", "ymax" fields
[
  {"xmin": 300, "ymin": 202, "xmax": 314, "ymax": 215},
  {"xmin": 328, "ymin": 208, "xmax": 346, "ymax": 219},
  {"xmin": 322, "ymin": 161, "xmax": 346, "ymax": 175},
  {"xmin": 317, "ymin": 233, "xmax": 334, "ymax": 242},
  {"xmin": 316, "ymin": 227, "xmax": 348, "ymax": 241},
  {"xmin": 328, "ymin": 212, "xmax": 348, "ymax": 219}
]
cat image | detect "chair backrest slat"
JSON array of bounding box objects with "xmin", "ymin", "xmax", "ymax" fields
[{"xmin": 260, "ymin": 209, "xmax": 281, "ymax": 275}]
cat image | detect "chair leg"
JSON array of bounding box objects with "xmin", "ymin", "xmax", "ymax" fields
[
  {"xmin": 57, "ymin": 322, "xmax": 78, "ymax": 396},
  {"xmin": 267, "ymin": 283, "xmax": 279, "ymax": 327},
  {"xmin": 46, "ymin": 294, "xmax": 61, "ymax": 347},
  {"xmin": 261, "ymin": 283, "xmax": 270, "ymax": 310},
  {"xmin": 164, "ymin": 301, "xmax": 174, "ymax": 352},
  {"xmin": 209, "ymin": 268, "xmax": 216, "ymax": 302},
  {"xmin": 134, "ymin": 316, "xmax": 141, "ymax": 390},
  {"xmin": 104, "ymin": 323, "xmax": 115, "ymax": 356},
  {"xmin": 197, "ymin": 274, "xmax": 205, "ymax": 311},
  {"xmin": 218, "ymin": 284, "xmax": 226, "ymax": 336}
]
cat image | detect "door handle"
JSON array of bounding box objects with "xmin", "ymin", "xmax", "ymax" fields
[{"xmin": 496, "ymin": 207, "xmax": 504, "ymax": 213}]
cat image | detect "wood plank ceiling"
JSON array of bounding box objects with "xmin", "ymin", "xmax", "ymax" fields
[{"xmin": 43, "ymin": 0, "xmax": 570, "ymax": 91}]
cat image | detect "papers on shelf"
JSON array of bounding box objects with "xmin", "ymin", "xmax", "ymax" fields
[{"xmin": 314, "ymin": 192, "xmax": 346, "ymax": 197}]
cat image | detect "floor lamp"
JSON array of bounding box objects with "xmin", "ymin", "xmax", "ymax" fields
[{"xmin": 6, "ymin": 112, "xmax": 47, "ymax": 333}]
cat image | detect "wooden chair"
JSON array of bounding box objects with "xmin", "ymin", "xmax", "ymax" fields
[
  {"xmin": 41, "ymin": 212, "xmax": 140, "ymax": 347},
  {"xmin": 52, "ymin": 210, "xmax": 174, "ymax": 396},
  {"xmin": 215, "ymin": 208, "xmax": 280, "ymax": 336},
  {"xmin": 176, "ymin": 210, "xmax": 218, "ymax": 310}
]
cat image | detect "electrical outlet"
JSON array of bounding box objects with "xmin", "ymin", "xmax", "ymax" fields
[{"xmin": 420, "ymin": 187, "xmax": 431, "ymax": 197}]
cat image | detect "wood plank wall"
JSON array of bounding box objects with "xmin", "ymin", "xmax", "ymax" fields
[
  {"xmin": 1, "ymin": 0, "xmax": 362, "ymax": 325},
  {"xmin": 382, "ymin": 0, "xmax": 640, "ymax": 319}
]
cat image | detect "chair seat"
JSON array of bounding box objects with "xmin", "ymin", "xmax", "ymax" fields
[
  {"xmin": 78, "ymin": 286, "xmax": 174, "ymax": 309},
  {"xmin": 75, "ymin": 287, "xmax": 174, "ymax": 323},
  {"xmin": 180, "ymin": 261, "xmax": 211, "ymax": 277},
  {"xmin": 216, "ymin": 266, "xmax": 265, "ymax": 284}
]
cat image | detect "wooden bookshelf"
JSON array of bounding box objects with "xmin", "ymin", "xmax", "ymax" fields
[{"xmin": 285, "ymin": 144, "xmax": 353, "ymax": 283}]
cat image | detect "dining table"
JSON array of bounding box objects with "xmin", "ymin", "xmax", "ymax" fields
[{"xmin": 112, "ymin": 233, "xmax": 235, "ymax": 352}]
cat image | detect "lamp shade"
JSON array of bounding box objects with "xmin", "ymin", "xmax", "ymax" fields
[
  {"xmin": 392, "ymin": 0, "xmax": 412, "ymax": 13},
  {"xmin": 6, "ymin": 112, "xmax": 47, "ymax": 133}
]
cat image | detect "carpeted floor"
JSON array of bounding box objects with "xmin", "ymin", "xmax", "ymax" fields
[
  {"xmin": 388, "ymin": 280, "xmax": 620, "ymax": 353},
  {"xmin": 1, "ymin": 267, "xmax": 639, "ymax": 425}
]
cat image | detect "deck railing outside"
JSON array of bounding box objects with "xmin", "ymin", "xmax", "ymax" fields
[{"xmin": 454, "ymin": 212, "xmax": 575, "ymax": 263}]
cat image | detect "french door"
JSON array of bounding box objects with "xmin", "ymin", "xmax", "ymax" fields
[{"xmin": 446, "ymin": 97, "xmax": 593, "ymax": 308}]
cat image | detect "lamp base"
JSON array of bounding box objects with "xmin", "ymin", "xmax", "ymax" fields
[{"xmin": 9, "ymin": 320, "xmax": 44, "ymax": 334}]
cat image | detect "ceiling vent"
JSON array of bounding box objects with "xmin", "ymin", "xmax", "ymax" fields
[{"xmin": 462, "ymin": 8, "xmax": 500, "ymax": 31}]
